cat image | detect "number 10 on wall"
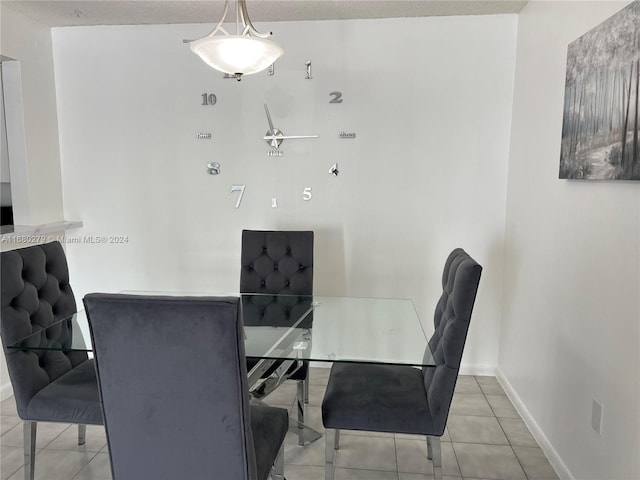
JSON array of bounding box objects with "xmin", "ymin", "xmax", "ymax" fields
[{"xmin": 201, "ymin": 93, "xmax": 217, "ymax": 106}]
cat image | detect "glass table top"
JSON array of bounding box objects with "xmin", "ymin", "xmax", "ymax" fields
[{"xmin": 8, "ymin": 293, "xmax": 434, "ymax": 368}]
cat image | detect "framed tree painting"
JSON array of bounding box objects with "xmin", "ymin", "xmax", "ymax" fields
[{"xmin": 559, "ymin": 1, "xmax": 639, "ymax": 180}]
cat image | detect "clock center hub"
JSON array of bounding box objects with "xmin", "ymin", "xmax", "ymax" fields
[{"xmin": 265, "ymin": 128, "xmax": 284, "ymax": 149}]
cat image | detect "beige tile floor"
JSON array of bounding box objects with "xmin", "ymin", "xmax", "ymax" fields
[{"xmin": 0, "ymin": 371, "xmax": 559, "ymax": 480}]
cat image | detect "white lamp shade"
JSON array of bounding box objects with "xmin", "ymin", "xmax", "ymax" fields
[{"xmin": 190, "ymin": 35, "xmax": 284, "ymax": 76}]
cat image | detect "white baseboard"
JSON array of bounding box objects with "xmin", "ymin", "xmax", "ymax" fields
[
  {"xmin": 309, "ymin": 361, "xmax": 331, "ymax": 369},
  {"xmin": 460, "ymin": 364, "xmax": 496, "ymax": 376},
  {"xmin": 0, "ymin": 382, "xmax": 13, "ymax": 402},
  {"xmin": 495, "ymin": 368, "xmax": 574, "ymax": 480}
]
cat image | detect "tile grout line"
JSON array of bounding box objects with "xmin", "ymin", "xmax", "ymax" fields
[
  {"xmin": 3, "ymin": 448, "xmax": 23, "ymax": 480},
  {"xmin": 449, "ymin": 376, "xmax": 482, "ymax": 479},
  {"xmin": 69, "ymin": 450, "xmax": 102, "ymax": 480},
  {"xmin": 43, "ymin": 423, "xmax": 73, "ymax": 450},
  {"xmin": 481, "ymin": 384, "xmax": 531, "ymax": 480},
  {"xmin": 449, "ymin": 438, "xmax": 463, "ymax": 479},
  {"xmin": 1, "ymin": 420, "xmax": 21, "ymax": 440},
  {"xmin": 393, "ymin": 432, "xmax": 399, "ymax": 479}
]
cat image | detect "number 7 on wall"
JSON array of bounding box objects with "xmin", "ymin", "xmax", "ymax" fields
[{"xmin": 231, "ymin": 185, "xmax": 246, "ymax": 209}]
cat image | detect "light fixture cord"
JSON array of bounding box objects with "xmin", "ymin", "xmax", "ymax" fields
[
  {"xmin": 235, "ymin": 0, "xmax": 240, "ymax": 35},
  {"xmin": 183, "ymin": 0, "xmax": 271, "ymax": 42},
  {"xmin": 182, "ymin": 0, "xmax": 230, "ymax": 43},
  {"xmin": 239, "ymin": 0, "xmax": 271, "ymax": 38}
]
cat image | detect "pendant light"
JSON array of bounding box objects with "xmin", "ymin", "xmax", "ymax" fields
[{"xmin": 184, "ymin": 0, "xmax": 284, "ymax": 81}]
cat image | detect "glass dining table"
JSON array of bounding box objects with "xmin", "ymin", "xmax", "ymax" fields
[{"xmin": 7, "ymin": 292, "xmax": 435, "ymax": 444}]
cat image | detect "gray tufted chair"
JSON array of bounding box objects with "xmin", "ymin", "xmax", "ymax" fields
[
  {"xmin": 321, "ymin": 248, "xmax": 482, "ymax": 480},
  {"xmin": 240, "ymin": 230, "xmax": 313, "ymax": 445},
  {"xmin": 84, "ymin": 294, "xmax": 289, "ymax": 480},
  {"xmin": 0, "ymin": 241, "xmax": 102, "ymax": 480}
]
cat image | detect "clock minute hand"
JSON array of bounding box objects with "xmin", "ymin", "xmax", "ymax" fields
[{"xmin": 263, "ymin": 134, "xmax": 320, "ymax": 140}]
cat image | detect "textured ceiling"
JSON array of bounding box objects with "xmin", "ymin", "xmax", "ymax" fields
[{"xmin": 2, "ymin": 0, "xmax": 527, "ymax": 27}]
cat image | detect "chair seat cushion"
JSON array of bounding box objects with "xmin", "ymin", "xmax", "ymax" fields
[
  {"xmin": 27, "ymin": 359, "xmax": 103, "ymax": 425},
  {"xmin": 250, "ymin": 405, "xmax": 288, "ymax": 480},
  {"xmin": 322, "ymin": 363, "xmax": 435, "ymax": 435}
]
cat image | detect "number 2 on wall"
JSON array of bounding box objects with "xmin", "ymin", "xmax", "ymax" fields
[
  {"xmin": 329, "ymin": 91, "xmax": 343, "ymax": 104},
  {"xmin": 231, "ymin": 185, "xmax": 246, "ymax": 208}
]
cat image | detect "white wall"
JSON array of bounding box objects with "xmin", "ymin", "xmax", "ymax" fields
[
  {"xmin": 0, "ymin": 8, "xmax": 67, "ymax": 399},
  {"xmin": 500, "ymin": 2, "xmax": 639, "ymax": 479},
  {"xmin": 0, "ymin": 65, "xmax": 12, "ymax": 207},
  {"xmin": 0, "ymin": 66, "xmax": 10, "ymax": 184},
  {"xmin": 0, "ymin": 8, "xmax": 64, "ymax": 226},
  {"xmin": 3, "ymin": 4, "xmax": 638, "ymax": 476},
  {"xmin": 52, "ymin": 15, "xmax": 517, "ymax": 374}
]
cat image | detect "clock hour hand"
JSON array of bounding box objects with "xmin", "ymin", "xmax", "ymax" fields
[{"xmin": 264, "ymin": 104, "xmax": 276, "ymax": 134}]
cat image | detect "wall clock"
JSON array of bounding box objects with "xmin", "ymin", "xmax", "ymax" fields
[
  {"xmin": 200, "ymin": 61, "xmax": 354, "ymax": 209},
  {"xmin": 262, "ymin": 104, "xmax": 319, "ymax": 149}
]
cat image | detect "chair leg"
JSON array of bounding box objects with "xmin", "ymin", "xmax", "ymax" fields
[
  {"xmin": 428, "ymin": 436, "xmax": 442, "ymax": 480},
  {"xmin": 23, "ymin": 421, "xmax": 36, "ymax": 480},
  {"xmin": 296, "ymin": 379, "xmax": 305, "ymax": 446},
  {"xmin": 272, "ymin": 442, "xmax": 285, "ymax": 480},
  {"xmin": 303, "ymin": 373, "xmax": 310, "ymax": 404},
  {"xmin": 324, "ymin": 429, "xmax": 336, "ymax": 480},
  {"xmin": 426, "ymin": 435, "xmax": 432, "ymax": 459},
  {"xmin": 78, "ymin": 424, "xmax": 86, "ymax": 445},
  {"xmin": 334, "ymin": 429, "xmax": 340, "ymax": 450}
]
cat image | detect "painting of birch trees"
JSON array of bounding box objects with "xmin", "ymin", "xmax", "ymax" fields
[{"xmin": 560, "ymin": 1, "xmax": 640, "ymax": 180}]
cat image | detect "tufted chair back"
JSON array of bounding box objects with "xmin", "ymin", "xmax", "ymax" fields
[
  {"xmin": 240, "ymin": 230, "xmax": 314, "ymax": 331},
  {"xmin": 422, "ymin": 248, "xmax": 482, "ymax": 435},
  {"xmin": 0, "ymin": 242, "xmax": 87, "ymax": 418},
  {"xmin": 240, "ymin": 230, "xmax": 313, "ymax": 295}
]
